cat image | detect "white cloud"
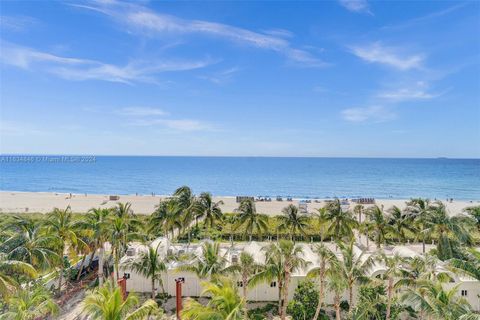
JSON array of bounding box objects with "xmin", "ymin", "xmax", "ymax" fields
[
  {"xmin": 199, "ymin": 67, "xmax": 239, "ymax": 84},
  {"xmin": 117, "ymin": 107, "xmax": 167, "ymax": 117},
  {"xmin": 74, "ymin": 1, "xmax": 327, "ymax": 67},
  {"xmin": 129, "ymin": 118, "xmax": 211, "ymax": 131},
  {"xmin": 341, "ymin": 106, "xmax": 396, "ymax": 123},
  {"xmin": 350, "ymin": 42, "xmax": 424, "ymax": 70},
  {"xmin": 377, "ymin": 81, "xmax": 442, "ymax": 102},
  {"xmin": 0, "ymin": 15, "xmax": 38, "ymax": 32},
  {"xmin": 338, "ymin": 0, "xmax": 372, "ymax": 14},
  {"xmin": 0, "ymin": 42, "xmax": 213, "ymax": 83},
  {"xmin": 113, "ymin": 106, "xmax": 210, "ymax": 131}
]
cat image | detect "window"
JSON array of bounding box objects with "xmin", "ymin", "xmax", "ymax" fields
[
  {"xmin": 237, "ymin": 281, "xmax": 243, "ymax": 287},
  {"xmin": 461, "ymin": 290, "xmax": 468, "ymax": 297},
  {"xmin": 270, "ymin": 281, "xmax": 277, "ymax": 288},
  {"xmin": 232, "ymin": 255, "xmax": 238, "ymax": 264}
]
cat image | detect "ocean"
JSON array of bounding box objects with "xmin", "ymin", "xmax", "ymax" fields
[{"xmin": 0, "ymin": 156, "xmax": 479, "ymax": 200}]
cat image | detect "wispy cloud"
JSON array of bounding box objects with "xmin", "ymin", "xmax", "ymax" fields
[
  {"xmin": 341, "ymin": 106, "xmax": 396, "ymax": 123},
  {"xmin": 0, "ymin": 42, "xmax": 213, "ymax": 83},
  {"xmin": 128, "ymin": 118, "xmax": 211, "ymax": 132},
  {"xmin": 338, "ymin": 0, "xmax": 372, "ymax": 14},
  {"xmin": 350, "ymin": 42, "xmax": 424, "ymax": 70},
  {"xmin": 113, "ymin": 105, "xmax": 211, "ymax": 132},
  {"xmin": 73, "ymin": 1, "xmax": 328, "ymax": 68},
  {"xmin": 199, "ymin": 67, "xmax": 239, "ymax": 84},
  {"xmin": 376, "ymin": 81, "xmax": 444, "ymax": 102},
  {"xmin": 116, "ymin": 107, "xmax": 168, "ymax": 117},
  {"xmin": 381, "ymin": 2, "xmax": 468, "ymax": 31},
  {"xmin": 0, "ymin": 15, "xmax": 38, "ymax": 32}
]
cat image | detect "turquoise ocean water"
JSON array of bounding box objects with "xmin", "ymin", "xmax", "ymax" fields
[{"xmin": 0, "ymin": 156, "xmax": 479, "ymax": 199}]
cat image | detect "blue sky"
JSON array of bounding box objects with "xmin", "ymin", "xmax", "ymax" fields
[{"xmin": 1, "ymin": 0, "xmax": 479, "ymax": 157}]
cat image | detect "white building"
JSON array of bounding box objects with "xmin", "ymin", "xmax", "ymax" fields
[{"xmin": 120, "ymin": 238, "xmax": 480, "ymax": 311}]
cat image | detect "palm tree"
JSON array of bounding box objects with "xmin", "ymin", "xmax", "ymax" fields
[
  {"xmin": 182, "ymin": 276, "xmax": 245, "ymax": 320},
  {"xmin": 253, "ymin": 240, "xmax": 308, "ymax": 320},
  {"xmin": 402, "ymin": 280, "xmax": 472, "ymax": 320},
  {"xmin": 195, "ymin": 192, "xmax": 224, "ymax": 230},
  {"xmin": 109, "ymin": 203, "xmax": 143, "ymax": 279},
  {"xmin": 0, "ymin": 284, "xmax": 58, "ymax": 320},
  {"xmin": 173, "ymin": 186, "xmax": 197, "ymax": 241},
  {"xmin": 81, "ymin": 208, "xmax": 111, "ymax": 285},
  {"xmin": 277, "ymin": 204, "xmax": 309, "ymax": 241},
  {"xmin": 234, "ymin": 199, "xmax": 268, "ymax": 241},
  {"xmin": 223, "ymin": 251, "xmax": 262, "ymax": 319},
  {"xmin": 150, "ymin": 199, "xmax": 183, "ymax": 240},
  {"xmin": 82, "ymin": 280, "xmax": 161, "ymax": 320},
  {"xmin": 425, "ymin": 202, "xmax": 471, "ymax": 260},
  {"xmin": 177, "ymin": 242, "xmax": 227, "ymax": 279},
  {"xmin": 353, "ymin": 204, "xmax": 364, "ymax": 241},
  {"xmin": 122, "ymin": 243, "xmax": 167, "ymax": 298},
  {"xmin": 449, "ymin": 248, "xmax": 480, "ymax": 281},
  {"xmin": 387, "ymin": 206, "xmax": 416, "ymax": 244},
  {"xmin": 324, "ymin": 200, "xmax": 357, "ymax": 241},
  {"xmin": 407, "ymin": 198, "xmax": 433, "ymax": 254},
  {"xmin": 315, "ymin": 207, "xmax": 330, "ymax": 243},
  {"xmin": 113, "ymin": 202, "xmax": 133, "ymax": 218},
  {"xmin": 375, "ymin": 252, "xmax": 407, "ymax": 320},
  {"xmin": 337, "ymin": 240, "xmax": 374, "ymax": 313},
  {"xmin": 365, "ymin": 205, "xmax": 393, "ymax": 249},
  {"xmin": 0, "ymin": 253, "xmax": 37, "ymax": 298},
  {"xmin": 326, "ymin": 268, "xmax": 348, "ymax": 320},
  {"xmin": 0, "ymin": 215, "xmax": 59, "ymax": 272},
  {"xmin": 307, "ymin": 243, "xmax": 339, "ymax": 320},
  {"xmin": 44, "ymin": 206, "xmax": 85, "ymax": 292}
]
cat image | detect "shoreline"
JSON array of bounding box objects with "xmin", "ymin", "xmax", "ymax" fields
[{"xmin": 1, "ymin": 190, "xmax": 478, "ymax": 215}]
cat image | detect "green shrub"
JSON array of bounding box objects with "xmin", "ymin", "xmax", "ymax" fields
[{"xmin": 286, "ymin": 280, "xmax": 320, "ymax": 320}]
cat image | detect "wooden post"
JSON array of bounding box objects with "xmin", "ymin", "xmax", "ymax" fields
[
  {"xmin": 117, "ymin": 277, "xmax": 127, "ymax": 300},
  {"xmin": 175, "ymin": 277, "xmax": 185, "ymax": 320}
]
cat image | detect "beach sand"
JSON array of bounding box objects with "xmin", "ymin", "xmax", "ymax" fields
[{"xmin": 0, "ymin": 191, "xmax": 478, "ymax": 216}]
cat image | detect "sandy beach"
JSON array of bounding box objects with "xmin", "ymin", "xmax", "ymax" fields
[{"xmin": 0, "ymin": 191, "xmax": 478, "ymax": 216}]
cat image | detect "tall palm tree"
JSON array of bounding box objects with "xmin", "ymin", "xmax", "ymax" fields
[
  {"xmin": 44, "ymin": 206, "xmax": 85, "ymax": 292},
  {"xmin": 234, "ymin": 199, "xmax": 268, "ymax": 241},
  {"xmin": 0, "ymin": 253, "xmax": 37, "ymax": 298},
  {"xmin": 113, "ymin": 202, "xmax": 133, "ymax": 219},
  {"xmin": 307, "ymin": 243, "xmax": 339, "ymax": 320},
  {"xmin": 277, "ymin": 204, "xmax": 309, "ymax": 241},
  {"xmin": 0, "ymin": 216, "xmax": 59, "ymax": 272},
  {"xmin": 425, "ymin": 202, "xmax": 472, "ymax": 260},
  {"xmin": 173, "ymin": 186, "xmax": 197, "ymax": 241},
  {"xmin": 223, "ymin": 251, "xmax": 262, "ymax": 319},
  {"xmin": 375, "ymin": 252, "xmax": 407, "ymax": 320},
  {"xmin": 82, "ymin": 280, "xmax": 160, "ymax": 320},
  {"xmin": 109, "ymin": 203, "xmax": 143, "ymax": 279},
  {"xmin": 81, "ymin": 208, "xmax": 111, "ymax": 285},
  {"xmin": 253, "ymin": 240, "xmax": 308, "ymax": 320},
  {"xmin": 402, "ymin": 280, "xmax": 472, "ymax": 320},
  {"xmin": 353, "ymin": 204, "xmax": 364, "ymax": 242},
  {"xmin": 0, "ymin": 284, "xmax": 58, "ymax": 320},
  {"xmin": 177, "ymin": 242, "xmax": 227, "ymax": 279},
  {"xmin": 182, "ymin": 276, "xmax": 245, "ymax": 320},
  {"xmin": 387, "ymin": 206, "xmax": 416, "ymax": 244},
  {"xmin": 195, "ymin": 192, "xmax": 224, "ymax": 230},
  {"xmin": 366, "ymin": 205, "xmax": 393, "ymax": 249},
  {"xmin": 324, "ymin": 200, "xmax": 358, "ymax": 241},
  {"xmin": 326, "ymin": 267, "xmax": 348, "ymax": 320},
  {"xmin": 337, "ymin": 240, "xmax": 374, "ymax": 313},
  {"xmin": 150, "ymin": 199, "xmax": 183, "ymax": 240},
  {"xmin": 122, "ymin": 243, "xmax": 167, "ymax": 298},
  {"xmin": 315, "ymin": 207, "xmax": 330, "ymax": 243},
  {"xmin": 407, "ymin": 198, "xmax": 433, "ymax": 254}
]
